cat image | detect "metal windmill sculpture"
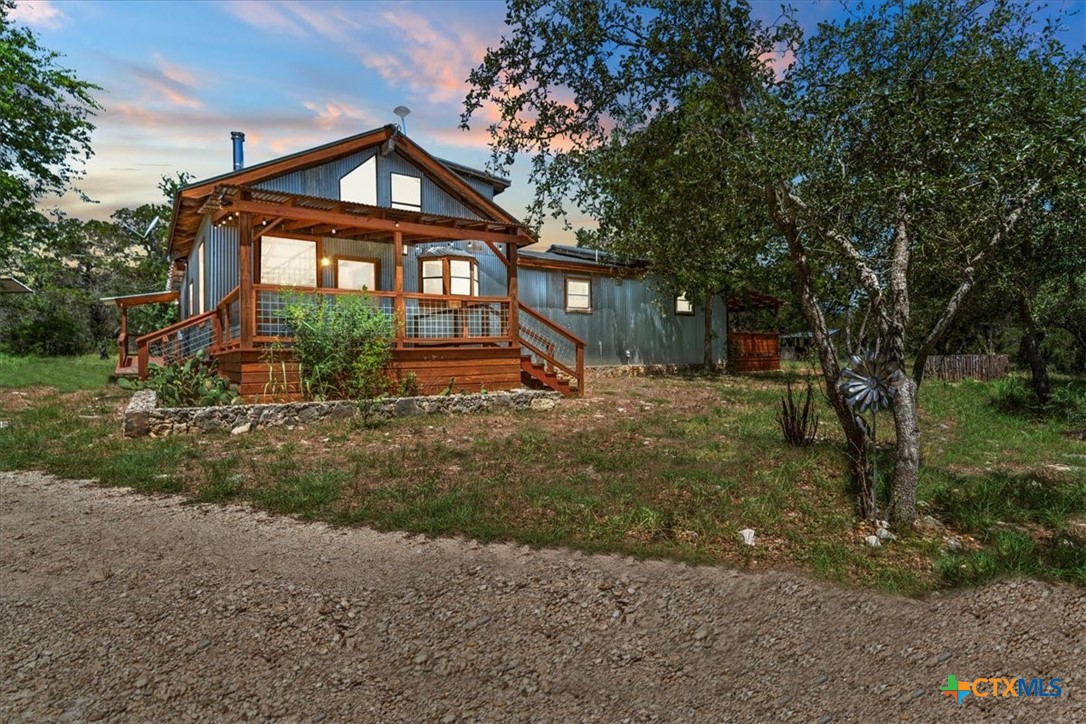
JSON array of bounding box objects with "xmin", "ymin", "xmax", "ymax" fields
[{"xmin": 839, "ymin": 345, "xmax": 903, "ymax": 518}]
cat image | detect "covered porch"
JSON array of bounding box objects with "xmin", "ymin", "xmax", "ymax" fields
[{"xmin": 136, "ymin": 185, "xmax": 583, "ymax": 397}]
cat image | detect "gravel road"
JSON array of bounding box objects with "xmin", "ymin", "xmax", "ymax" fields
[{"xmin": 1, "ymin": 470, "xmax": 1082, "ymax": 723}]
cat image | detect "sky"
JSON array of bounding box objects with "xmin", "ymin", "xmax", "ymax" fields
[{"xmin": 10, "ymin": 0, "xmax": 1086, "ymax": 246}]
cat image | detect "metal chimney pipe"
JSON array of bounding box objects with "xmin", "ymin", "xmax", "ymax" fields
[{"xmin": 231, "ymin": 131, "xmax": 245, "ymax": 170}]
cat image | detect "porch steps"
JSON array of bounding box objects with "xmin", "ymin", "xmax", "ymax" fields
[{"xmin": 520, "ymin": 355, "xmax": 573, "ymax": 397}]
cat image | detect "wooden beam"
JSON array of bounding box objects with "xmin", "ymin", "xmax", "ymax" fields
[
  {"xmin": 507, "ymin": 243, "xmax": 519, "ymax": 342},
  {"xmin": 393, "ymin": 231, "xmax": 405, "ymax": 348},
  {"xmin": 225, "ymin": 199, "xmax": 530, "ymax": 246},
  {"xmin": 484, "ymin": 240, "xmax": 511, "ymax": 269},
  {"xmin": 239, "ymin": 213, "xmax": 254, "ymax": 347}
]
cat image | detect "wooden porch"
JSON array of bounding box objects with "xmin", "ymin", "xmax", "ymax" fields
[
  {"xmin": 727, "ymin": 290, "xmax": 784, "ymax": 373},
  {"xmin": 132, "ymin": 185, "xmax": 585, "ymax": 398}
]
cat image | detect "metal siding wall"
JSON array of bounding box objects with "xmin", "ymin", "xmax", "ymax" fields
[
  {"xmin": 208, "ymin": 223, "xmax": 239, "ymax": 308},
  {"xmin": 318, "ymin": 238, "xmax": 397, "ymax": 289},
  {"xmin": 254, "ymin": 149, "xmax": 482, "ymax": 220},
  {"xmin": 462, "ymin": 177, "xmax": 495, "ymax": 201},
  {"xmin": 254, "ymin": 149, "xmax": 377, "ymax": 197},
  {"xmin": 517, "ymin": 268, "xmax": 726, "ymax": 366}
]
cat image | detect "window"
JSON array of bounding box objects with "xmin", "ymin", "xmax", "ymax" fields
[
  {"xmin": 676, "ymin": 292, "xmax": 694, "ymax": 315},
  {"xmin": 260, "ymin": 236, "xmax": 316, "ymax": 287},
  {"xmin": 420, "ymin": 256, "xmax": 478, "ymax": 296},
  {"xmin": 565, "ymin": 277, "xmax": 591, "ymax": 313},
  {"xmin": 187, "ymin": 279, "xmax": 195, "ymax": 317},
  {"xmin": 335, "ymin": 257, "xmax": 379, "ymax": 291},
  {"xmin": 390, "ymin": 173, "xmax": 422, "ymax": 211},
  {"xmin": 340, "ymin": 156, "xmax": 377, "ymax": 206}
]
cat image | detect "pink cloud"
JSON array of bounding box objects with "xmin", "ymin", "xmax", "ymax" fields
[{"xmin": 8, "ymin": 0, "xmax": 65, "ymax": 29}]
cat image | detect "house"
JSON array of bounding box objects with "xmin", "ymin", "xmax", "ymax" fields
[{"xmin": 117, "ymin": 127, "xmax": 781, "ymax": 400}]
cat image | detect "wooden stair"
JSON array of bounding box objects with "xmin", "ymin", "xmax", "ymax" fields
[{"xmin": 519, "ymin": 355, "xmax": 572, "ymax": 396}]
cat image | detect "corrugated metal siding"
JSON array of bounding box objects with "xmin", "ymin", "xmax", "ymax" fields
[
  {"xmin": 207, "ymin": 223, "xmax": 239, "ymax": 310},
  {"xmin": 517, "ymin": 267, "xmax": 727, "ymax": 366},
  {"xmin": 254, "ymin": 149, "xmax": 483, "ymax": 220},
  {"xmin": 255, "ymin": 149, "xmax": 377, "ymax": 198},
  {"xmin": 318, "ymin": 237, "xmax": 397, "ymax": 289}
]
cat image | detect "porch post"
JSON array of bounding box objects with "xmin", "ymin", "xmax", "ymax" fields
[
  {"xmin": 239, "ymin": 212, "xmax": 254, "ymax": 347},
  {"xmin": 118, "ymin": 304, "xmax": 129, "ymax": 369},
  {"xmin": 393, "ymin": 230, "xmax": 405, "ymax": 347},
  {"xmin": 507, "ymin": 242, "xmax": 519, "ymax": 344}
]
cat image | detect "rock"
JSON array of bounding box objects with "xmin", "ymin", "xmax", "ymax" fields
[
  {"xmin": 876, "ymin": 527, "xmax": 896, "ymax": 542},
  {"xmin": 738, "ymin": 528, "xmax": 756, "ymax": 546},
  {"xmin": 530, "ymin": 397, "xmax": 557, "ymax": 411},
  {"xmin": 945, "ymin": 536, "xmax": 962, "ymax": 553},
  {"xmin": 917, "ymin": 515, "xmax": 945, "ymax": 530},
  {"xmin": 865, "ymin": 535, "xmax": 881, "ymax": 548},
  {"xmin": 230, "ymin": 422, "xmax": 252, "ymax": 436}
]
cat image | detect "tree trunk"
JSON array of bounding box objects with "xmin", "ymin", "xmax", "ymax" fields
[
  {"xmin": 703, "ymin": 290, "xmax": 715, "ymax": 370},
  {"xmin": 890, "ymin": 377, "xmax": 920, "ymax": 526},
  {"xmin": 774, "ymin": 209, "xmax": 874, "ymax": 517},
  {"xmin": 1018, "ymin": 293, "xmax": 1051, "ymax": 403}
]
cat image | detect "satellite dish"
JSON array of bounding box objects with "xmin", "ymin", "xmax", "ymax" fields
[
  {"xmin": 144, "ymin": 216, "xmax": 161, "ymax": 237},
  {"xmin": 393, "ymin": 105, "xmax": 411, "ymax": 134}
]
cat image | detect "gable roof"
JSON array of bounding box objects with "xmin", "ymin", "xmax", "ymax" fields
[{"xmin": 168, "ymin": 126, "xmax": 522, "ymax": 257}]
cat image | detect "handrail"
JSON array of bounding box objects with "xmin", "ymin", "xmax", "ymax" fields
[
  {"xmin": 515, "ymin": 301, "xmax": 585, "ymax": 397},
  {"xmin": 134, "ymin": 309, "xmax": 217, "ymax": 348},
  {"xmin": 519, "ymin": 302, "xmax": 587, "ymax": 347}
]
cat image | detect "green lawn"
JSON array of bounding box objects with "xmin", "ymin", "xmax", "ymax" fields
[
  {"xmin": 0, "ymin": 353, "xmax": 115, "ymax": 393},
  {"xmin": 1, "ymin": 356, "xmax": 1082, "ymax": 595}
]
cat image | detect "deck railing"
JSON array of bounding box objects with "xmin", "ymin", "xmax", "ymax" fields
[
  {"xmin": 516, "ymin": 303, "xmax": 585, "ymax": 396},
  {"xmin": 253, "ymin": 284, "xmax": 512, "ymax": 346},
  {"xmin": 135, "ymin": 286, "xmax": 585, "ymax": 397}
]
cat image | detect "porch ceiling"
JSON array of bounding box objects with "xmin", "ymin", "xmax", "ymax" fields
[{"xmin": 172, "ymin": 185, "xmax": 535, "ymax": 256}]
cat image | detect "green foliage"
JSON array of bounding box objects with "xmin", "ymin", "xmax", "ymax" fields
[
  {"xmin": 0, "ymin": 0, "xmax": 101, "ymax": 265},
  {"xmin": 283, "ymin": 293, "xmax": 393, "ymax": 401},
  {"xmin": 396, "ymin": 371, "xmax": 421, "ymax": 398},
  {"xmin": 118, "ymin": 349, "xmax": 240, "ymax": 407},
  {"xmin": 776, "ymin": 380, "xmax": 820, "ymax": 447}
]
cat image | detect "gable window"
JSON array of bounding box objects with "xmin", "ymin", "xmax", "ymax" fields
[
  {"xmin": 420, "ymin": 256, "xmax": 478, "ymax": 296},
  {"xmin": 565, "ymin": 277, "xmax": 592, "ymax": 313},
  {"xmin": 260, "ymin": 235, "xmax": 316, "ymax": 287},
  {"xmin": 675, "ymin": 292, "xmax": 694, "ymax": 315},
  {"xmin": 340, "ymin": 156, "xmax": 377, "ymax": 206},
  {"xmin": 390, "ymin": 173, "xmax": 422, "ymax": 211},
  {"xmin": 335, "ymin": 256, "xmax": 379, "ymax": 291}
]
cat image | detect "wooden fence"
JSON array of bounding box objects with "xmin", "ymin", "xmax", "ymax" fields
[{"xmin": 924, "ymin": 354, "xmax": 1009, "ymax": 382}]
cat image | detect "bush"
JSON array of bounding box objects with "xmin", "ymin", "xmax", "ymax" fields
[
  {"xmin": 284, "ymin": 293, "xmax": 393, "ymax": 401},
  {"xmin": 990, "ymin": 377, "xmax": 1033, "ymax": 415},
  {"xmin": 118, "ymin": 349, "xmax": 240, "ymax": 406},
  {"xmin": 1049, "ymin": 383, "xmax": 1086, "ymax": 439}
]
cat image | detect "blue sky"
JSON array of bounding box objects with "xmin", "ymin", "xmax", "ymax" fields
[{"xmin": 11, "ymin": 0, "xmax": 1085, "ymax": 245}]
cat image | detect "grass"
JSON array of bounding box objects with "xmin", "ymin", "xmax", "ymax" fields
[
  {"xmin": 1, "ymin": 356, "xmax": 1083, "ymax": 596},
  {"xmin": 0, "ymin": 353, "xmax": 115, "ymax": 393}
]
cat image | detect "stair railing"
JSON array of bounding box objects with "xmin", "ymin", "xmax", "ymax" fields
[{"xmin": 516, "ymin": 303, "xmax": 585, "ymax": 396}]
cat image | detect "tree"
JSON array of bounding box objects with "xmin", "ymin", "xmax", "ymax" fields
[
  {"xmin": 0, "ymin": 0, "xmax": 100, "ymax": 268},
  {"xmin": 463, "ymin": 0, "xmax": 1085, "ymax": 525}
]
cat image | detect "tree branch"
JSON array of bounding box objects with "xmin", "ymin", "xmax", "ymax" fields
[{"xmin": 911, "ymin": 179, "xmax": 1041, "ymax": 384}]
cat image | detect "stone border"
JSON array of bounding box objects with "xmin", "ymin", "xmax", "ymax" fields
[{"xmin": 123, "ymin": 388, "xmax": 561, "ymax": 438}]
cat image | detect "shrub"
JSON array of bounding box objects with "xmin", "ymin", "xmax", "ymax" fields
[
  {"xmin": 990, "ymin": 376, "xmax": 1033, "ymax": 415},
  {"xmin": 776, "ymin": 380, "xmax": 820, "ymax": 446},
  {"xmin": 1048, "ymin": 384, "xmax": 1086, "ymax": 440},
  {"xmin": 118, "ymin": 349, "xmax": 240, "ymax": 406},
  {"xmin": 284, "ymin": 293, "xmax": 393, "ymax": 401}
]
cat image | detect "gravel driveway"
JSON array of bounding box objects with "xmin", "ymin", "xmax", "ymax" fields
[{"xmin": 1, "ymin": 470, "xmax": 1082, "ymax": 723}]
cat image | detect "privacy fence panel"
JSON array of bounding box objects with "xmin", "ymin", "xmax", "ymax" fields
[{"xmin": 924, "ymin": 354, "xmax": 1009, "ymax": 382}]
